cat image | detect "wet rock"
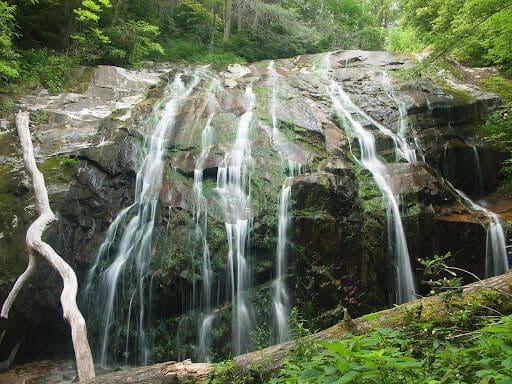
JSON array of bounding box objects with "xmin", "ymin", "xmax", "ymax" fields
[{"xmin": 0, "ymin": 50, "xmax": 507, "ymax": 364}]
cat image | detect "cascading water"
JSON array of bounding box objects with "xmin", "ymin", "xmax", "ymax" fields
[
  {"xmin": 321, "ymin": 54, "xmax": 416, "ymax": 304},
  {"xmin": 216, "ymin": 84, "xmax": 256, "ymax": 356},
  {"xmin": 273, "ymin": 161, "xmax": 301, "ymax": 343},
  {"xmin": 83, "ymin": 71, "xmax": 201, "ymax": 367},
  {"xmin": 455, "ymin": 190, "xmax": 509, "ymax": 277},
  {"xmin": 468, "ymin": 142, "xmax": 484, "ymax": 198},
  {"xmin": 381, "ymin": 72, "xmax": 425, "ymax": 162},
  {"xmin": 194, "ymin": 79, "xmax": 220, "ymax": 362},
  {"xmin": 267, "ymin": 60, "xmax": 301, "ymax": 343}
]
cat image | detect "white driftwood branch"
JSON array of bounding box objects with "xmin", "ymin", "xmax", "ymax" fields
[
  {"xmin": 1, "ymin": 253, "xmax": 36, "ymax": 318},
  {"xmin": 1, "ymin": 111, "xmax": 95, "ymax": 381}
]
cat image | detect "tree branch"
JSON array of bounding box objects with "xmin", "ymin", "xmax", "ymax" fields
[{"xmin": 2, "ymin": 111, "xmax": 96, "ymax": 382}]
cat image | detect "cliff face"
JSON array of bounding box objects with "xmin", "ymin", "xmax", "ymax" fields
[{"xmin": 0, "ymin": 51, "xmax": 506, "ymax": 363}]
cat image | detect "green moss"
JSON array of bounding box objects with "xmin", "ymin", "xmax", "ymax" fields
[
  {"xmin": 360, "ymin": 312, "xmax": 380, "ymax": 321},
  {"xmin": 209, "ymin": 360, "xmax": 249, "ymax": 384},
  {"xmin": 353, "ymin": 166, "xmax": 384, "ymax": 214},
  {"xmin": 0, "ymin": 96, "xmax": 15, "ymax": 118},
  {"xmin": 278, "ymin": 119, "xmax": 325, "ymax": 156},
  {"xmin": 30, "ymin": 110, "xmax": 51, "ymax": 124},
  {"xmin": 478, "ymin": 75, "xmax": 512, "ymax": 103},
  {"xmin": 436, "ymin": 81, "xmax": 474, "ymax": 104},
  {"xmin": 0, "ymin": 191, "xmax": 29, "ymax": 283},
  {"xmin": 39, "ymin": 154, "xmax": 80, "ymax": 183},
  {"xmin": 0, "ymin": 192, "xmax": 15, "ymax": 208},
  {"xmin": 0, "ymin": 164, "xmax": 14, "ymax": 194}
]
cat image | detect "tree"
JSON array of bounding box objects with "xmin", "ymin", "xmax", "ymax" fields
[
  {"xmin": 1, "ymin": 112, "xmax": 95, "ymax": 382},
  {"xmin": 223, "ymin": 0, "xmax": 232, "ymax": 41},
  {"xmin": 397, "ymin": 0, "xmax": 512, "ymax": 71},
  {"xmin": 0, "ymin": 0, "xmax": 19, "ymax": 80}
]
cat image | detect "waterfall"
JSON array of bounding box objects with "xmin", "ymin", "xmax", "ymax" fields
[
  {"xmin": 267, "ymin": 61, "xmax": 303, "ymax": 343},
  {"xmin": 197, "ymin": 313, "xmax": 215, "ymax": 362},
  {"xmin": 381, "ymin": 72, "xmax": 425, "ymax": 162},
  {"xmin": 455, "ymin": 190, "xmax": 509, "ymax": 277},
  {"xmin": 84, "ymin": 71, "xmax": 201, "ymax": 367},
  {"xmin": 468, "ymin": 143, "xmax": 484, "ymax": 198},
  {"xmin": 273, "ymin": 161, "xmax": 301, "ymax": 343},
  {"xmin": 321, "ymin": 54, "xmax": 416, "ymax": 304},
  {"xmin": 216, "ymin": 84, "xmax": 256, "ymax": 356},
  {"xmin": 194, "ymin": 79, "xmax": 220, "ymax": 362},
  {"xmin": 443, "ymin": 142, "xmax": 450, "ymax": 179}
]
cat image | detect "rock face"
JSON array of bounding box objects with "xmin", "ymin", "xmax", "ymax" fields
[{"xmin": 0, "ymin": 51, "xmax": 507, "ymax": 364}]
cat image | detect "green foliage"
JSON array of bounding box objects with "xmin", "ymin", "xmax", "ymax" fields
[
  {"xmin": 106, "ymin": 20, "xmax": 164, "ymax": 66},
  {"xmin": 398, "ymin": 0, "xmax": 512, "ymax": 72},
  {"xmin": 71, "ymin": 0, "xmax": 112, "ymax": 64},
  {"xmin": 159, "ymin": 38, "xmax": 205, "ymax": 62},
  {"xmin": 271, "ymin": 328, "xmax": 423, "ymax": 384},
  {"xmin": 0, "ymin": 1, "xmax": 19, "ymax": 81},
  {"xmin": 209, "ymin": 360, "xmax": 251, "ymax": 384},
  {"xmin": 479, "ymin": 75, "xmax": 512, "ymax": 103},
  {"xmin": 17, "ymin": 49, "xmax": 77, "ymax": 93},
  {"xmin": 271, "ymin": 314, "xmax": 512, "ymax": 384},
  {"xmin": 418, "ymin": 252, "xmax": 465, "ymax": 295},
  {"xmin": 271, "ymin": 252, "xmax": 512, "ymax": 384},
  {"xmin": 386, "ymin": 26, "xmax": 426, "ymax": 54},
  {"xmin": 288, "ymin": 307, "xmax": 315, "ymax": 362},
  {"xmin": 482, "ymin": 102, "xmax": 512, "ymax": 190}
]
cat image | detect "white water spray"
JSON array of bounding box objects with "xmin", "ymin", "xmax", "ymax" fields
[
  {"xmin": 194, "ymin": 79, "xmax": 221, "ymax": 361},
  {"xmin": 85, "ymin": 71, "xmax": 201, "ymax": 367},
  {"xmin": 216, "ymin": 84, "xmax": 256, "ymax": 356},
  {"xmin": 267, "ymin": 60, "xmax": 302, "ymax": 343},
  {"xmin": 381, "ymin": 72, "xmax": 425, "ymax": 162},
  {"xmin": 321, "ymin": 54, "xmax": 416, "ymax": 304},
  {"xmin": 455, "ymin": 190, "xmax": 509, "ymax": 277}
]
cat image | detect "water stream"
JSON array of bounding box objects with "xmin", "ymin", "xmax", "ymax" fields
[
  {"xmin": 381, "ymin": 72, "xmax": 425, "ymax": 162},
  {"xmin": 194, "ymin": 79, "xmax": 220, "ymax": 362},
  {"xmin": 455, "ymin": 190, "xmax": 509, "ymax": 277},
  {"xmin": 273, "ymin": 161, "xmax": 301, "ymax": 343},
  {"xmin": 321, "ymin": 54, "xmax": 416, "ymax": 304},
  {"xmin": 267, "ymin": 61, "xmax": 304, "ymax": 343},
  {"xmin": 84, "ymin": 71, "xmax": 201, "ymax": 366},
  {"xmin": 216, "ymin": 84, "xmax": 256, "ymax": 356},
  {"xmin": 468, "ymin": 143, "xmax": 484, "ymax": 198}
]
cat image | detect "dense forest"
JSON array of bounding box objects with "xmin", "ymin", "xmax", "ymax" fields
[
  {"xmin": 1, "ymin": 1, "xmax": 512, "ymax": 384},
  {"xmin": 2, "ymin": 0, "xmax": 512, "ymax": 160},
  {"xmin": 0, "ymin": 0, "xmax": 511, "ymax": 73}
]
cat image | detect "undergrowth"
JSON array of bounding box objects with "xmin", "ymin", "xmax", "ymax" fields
[{"xmin": 269, "ymin": 253, "xmax": 512, "ymax": 384}]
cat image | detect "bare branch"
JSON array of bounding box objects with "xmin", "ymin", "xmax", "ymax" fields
[
  {"xmin": 3, "ymin": 111, "xmax": 96, "ymax": 382},
  {"xmin": 1, "ymin": 253, "xmax": 36, "ymax": 319}
]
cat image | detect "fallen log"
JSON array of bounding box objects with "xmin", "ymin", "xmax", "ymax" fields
[
  {"xmin": 85, "ymin": 269, "xmax": 512, "ymax": 384},
  {"xmin": 1, "ymin": 111, "xmax": 95, "ymax": 382}
]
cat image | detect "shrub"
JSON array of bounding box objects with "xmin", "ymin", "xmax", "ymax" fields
[
  {"xmin": 0, "ymin": 1, "xmax": 19, "ymax": 81},
  {"xmin": 18, "ymin": 49, "xmax": 77, "ymax": 94},
  {"xmin": 386, "ymin": 26, "xmax": 426, "ymax": 54}
]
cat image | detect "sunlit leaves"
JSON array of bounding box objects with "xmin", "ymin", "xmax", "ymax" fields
[{"xmin": 0, "ymin": 0, "xmax": 19, "ymax": 80}]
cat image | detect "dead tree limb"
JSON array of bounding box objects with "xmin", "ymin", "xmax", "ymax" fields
[
  {"xmin": 1, "ymin": 253, "xmax": 36, "ymax": 319},
  {"xmin": 85, "ymin": 270, "xmax": 512, "ymax": 384},
  {"xmin": 1, "ymin": 111, "xmax": 95, "ymax": 382},
  {"xmin": 0, "ymin": 331, "xmax": 20, "ymax": 373}
]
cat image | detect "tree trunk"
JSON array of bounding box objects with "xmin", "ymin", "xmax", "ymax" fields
[
  {"xmin": 237, "ymin": 0, "xmax": 243, "ymax": 32},
  {"xmin": 223, "ymin": 0, "xmax": 233, "ymax": 42},
  {"xmin": 1, "ymin": 111, "xmax": 95, "ymax": 382},
  {"xmin": 209, "ymin": 2, "xmax": 216, "ymax": 53},
  {"xmin": 84, "ymin": 270, "xmax": 512, "ymax": 384}
]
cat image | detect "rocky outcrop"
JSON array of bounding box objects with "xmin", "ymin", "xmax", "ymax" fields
[
  {"xmin": 0, "ymin": 64, "xmax": 174, "ymax": 361},
  {"xmin": 0, "ymin": 51, "xmax": 508, "ymax": 365}
]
